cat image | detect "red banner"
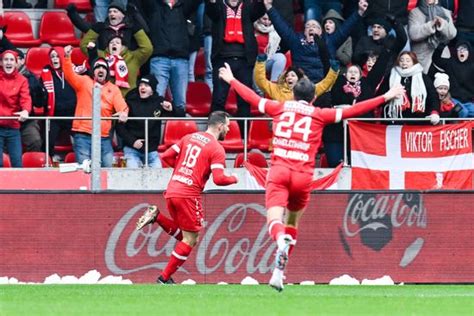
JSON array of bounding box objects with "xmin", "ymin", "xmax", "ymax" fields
[
  {"xmin": 350, "ymin": 121, "xmax": 473, "ymax": 190},
  {"xmin": 1, "ymin": 192, "xmax": 473, "ymax": 283}
]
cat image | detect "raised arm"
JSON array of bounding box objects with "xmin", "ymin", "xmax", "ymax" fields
[{"xmin": 219, "ymin": 63, "xmax": 263, "ymax": 109}]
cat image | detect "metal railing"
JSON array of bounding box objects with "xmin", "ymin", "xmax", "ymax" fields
[{"xmin": 0, "ymin": 115, "xmax": 273, "ymax": 167}]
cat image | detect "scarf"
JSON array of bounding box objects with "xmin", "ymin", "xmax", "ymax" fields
[
  {"xmin": 385, "ymin": 63, "xmax": 426, "ymax": 118},
  {"xmin": 224, "ymin": 2, "xmax": 244, "ymax": 44},
  {"xmin": 342, "ymin": 81, "xmax": 361, "ymax": 98},
  {"xmin": 41, "ymin": 68, "xmax": 65, "ymax": 116},
  {"xmin": 106, "ymin": 54, "xmax": 129, "ymax": 88},
  {"xmin": 417, "ymin": 0, "xmax": 449, "ymax": 49},
  {"xmin": 253, "ymin": 21, "xmax": 281, "ymax": 58},
  {"xmin": 440, "ymin": 93, "xmax": 455, "ymax": 112}
]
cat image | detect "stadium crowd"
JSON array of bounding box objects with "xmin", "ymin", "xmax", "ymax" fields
[{"xmin": 0, "ymin": 0, "xmax": 473, "ymax": 168}]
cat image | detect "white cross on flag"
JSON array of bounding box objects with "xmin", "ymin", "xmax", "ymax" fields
[{"xmin": 349, "ymin": 121, "xmax": 473, "ymax": 190}]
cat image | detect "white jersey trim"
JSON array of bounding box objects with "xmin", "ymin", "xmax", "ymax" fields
[
  {"xmin": 171, "ymin": 144, "xmax": 180, "ymax": 153},
  {"xmin": 258, "ymin": 98, "xmax": 267, "ymax": 114},
  {"xmin": 335, "ymin": 108, "xmax": 343, "ymax": 123},
  {"xmin": 211, "ymin": 163, "xmax": 225, "ymax": 170}
]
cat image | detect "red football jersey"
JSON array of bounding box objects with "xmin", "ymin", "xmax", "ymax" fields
[
  {"xmin": 258, "ymin": 99, "xmax": 338, "ymax": 174},
  {"xmin": 165, "ymin": 132, "xmax": 227, "ymax": 198}
]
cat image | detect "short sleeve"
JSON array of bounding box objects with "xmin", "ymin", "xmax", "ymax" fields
[{"xmin": 209, "ymin": 144, "xmax": 227, "ymax": 170}]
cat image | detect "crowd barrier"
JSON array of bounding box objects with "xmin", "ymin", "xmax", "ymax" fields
[{"xmin": 1, "ymin": 191, "xmax": 472, "ymax": 283}]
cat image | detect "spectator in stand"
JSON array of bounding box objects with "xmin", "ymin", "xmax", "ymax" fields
[
  {"xmin": 39, "ymin": 48, "xmax": 78, "ymax": 158},
  {"xmin": 455, "ymin": 0, "xmax": 474, "ymax": 48},
  {"xmin": 324, "ymin": 23, "xmax": 406, "ymax": 167},
  {"xmin": 78, "ymin": 2, "xmax": 141, "ymax": 52},
  {"xmin": 141, "ymin": 0, "xmax": 201, "ymax": 115},
  {"xmin": 93, "ymin": 0, "xmax": 128, "ymax": 23},
  {"xmin": 352, "ymin": 17, "xmax": 399, "ymax": 67},
  {"xmin": 433, "ymin": 72, "xmax": 457, "ymax": 119},
  {"xmin": 84, "ymin": 30, "xmax": 153, "ymax": 97},
  {"xmin": 0, "ymin": 50, "xmax": 31, "ymax": 167},
  {"xmin": 116, "ymin": 75, "xmax": 183, "ymax": 168},
  {"xmin": 381, "ymin": 51, "xmax": 440, "ymax": 124},
  {"xmin": 253, "ymin": 13, "xmax": 287, "ymax": 83},
  {"xmin": 62, "ymin": 45, "xmax": 128, "ymax": 167},
  {"xmin": 408, "ymin": 0, "xmax": 457, "ymax": 74},
  {"xmin": 263, "ymin": 0, "xmax": 367, "ymax": 83},
  {"xmin": 432, "ymin": 41, "xmax": 474, "ymax": 116},
  {"xmin": 254, "ymin": 53, "xmax": 339, "ymax": 102},
  {"xmin": 16, "ymin": 50, "xmax": 47, "ymax": 153},
  {"xmin": 322, "ymin": 9, "xmax": 352, "ymax": 67},
  {"xmin": 205, "ymin": 0, "xmax": 265, "ymax": 130},
  {"xmin": 302, "ymin": 0, "xmax": 343, "ymax": 23},
  {"xmin": 364, "ymin": 0, "xmax": 409, "ymax": 27}
]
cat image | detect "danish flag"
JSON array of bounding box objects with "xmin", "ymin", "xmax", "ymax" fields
[{"xmin": 350, "ymin": 121, "xmax": 473, "ymax": 190}]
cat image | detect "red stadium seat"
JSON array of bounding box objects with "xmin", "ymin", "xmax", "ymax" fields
[
  {"xmin": 234, "ymin": 151, "xmax": 268, "ymax": 168},
  {"xmin": 318, "ymin": 153, "xmax": 329, "ymax": 168},
  {"xmin": 25, "ymin": 47, "xmax": 51, "ymax": 77},
  {"xmin": 219, "ymin": 120, "xmax": 244, "ymax": 152},
  {"xmin": 2, "ymin": 153, "xmax": 11, "ymax": 168},
  {"xmin": 64, "ymin": 152, "xmax": 76, "ymax": 163},
  {"xmin": 39, "ymin": 11, "xmax": 80, "ymax": 46},
  {"xmin": 194, "ymin": 48, "xmax": 205, "ymax": 78},
  {"xmin": 53, "ymin": 130, "xmax": 73, "ymax": 154},
  {"xmin": 158, "ymin": 120, "xmax": 199, "ymax": 151},
  {"xmin": 71, "ymin": 47, "xmax": 87, "ymax": 66},
  {"xmin": 3, "ymin": 11, "xmax": 42, "ymax": 47},
  {"xmin": 294, "ymin": 13, "xmax": 304, "ymax": 33},
  {"xmin": 186, "ymin": 82, "xmax": 211, "ymax": 117},
  {"xmin": 248, "ymin": 120, "xmax": 273, "ymax": 152},
  {"xmin": 54, "ymin": 0, "xmax": 92, "ymax": 12},
  {"xmin": 22, "ymin": 152, "xmax": 52, "ymax": 168},
  {"xmin": 225, "ymin": 87, "xmax": 238, "ymax": 115}
]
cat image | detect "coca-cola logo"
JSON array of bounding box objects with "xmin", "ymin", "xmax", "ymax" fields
[
  {"xmin": 105, "ymin": 203, "xmax": 276, "ymax": 276},
  {"xmin": 340, "ymin": 193, "xmax": 427, "ymax": 267}
]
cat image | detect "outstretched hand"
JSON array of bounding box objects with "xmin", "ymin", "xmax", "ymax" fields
[
  {"xmin": 383, "ymin": 84, "xmax": 405, "ymax": 101},
  {"xmin": 218, "ymin": 63, "xmax": 235, "ymax": 84}
]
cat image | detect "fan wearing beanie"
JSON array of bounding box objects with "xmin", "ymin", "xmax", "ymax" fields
[
  {"xmin": 116, "ymin": 74, "xmax": 183, "ymax": 168},
  {"xmin": 61, "ymin": 45, "xmax": 129, "ymax": 167},
  {"xmin": 85, "ymin": 26, "xmax": 152, "ymax": 97},
  {"xmin": 433, "ymin": 72, "xmax": 456, "ymax": 118}
]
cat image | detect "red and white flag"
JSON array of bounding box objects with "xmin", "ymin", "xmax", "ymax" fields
[{"xmin": 350, "ymin": 121, "xmax": 473, "ymax": 190}]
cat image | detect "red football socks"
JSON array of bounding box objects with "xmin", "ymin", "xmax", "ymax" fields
[
  {"xmin": 285, "ymin": 226, "xmax": 298, "ymax": 256},
  {"xmin": 161, "ymin": 241, "xmax": 193, "ymax": 281},
  {"xmin": 268, "ymin": 219, "xmax": 285, "ymax": 241},
  {"xmin": 156, "ymin": 213, "xmax": 183, "ymax": 241}
]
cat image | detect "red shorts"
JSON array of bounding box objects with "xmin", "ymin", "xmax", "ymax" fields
[
  {"xmin": 165, "ymin": 196, "xmax": 204, "ymax": 232},
  {"xmin": 265, "ymin": 165, "xmax": 313, "ymax": 211}
]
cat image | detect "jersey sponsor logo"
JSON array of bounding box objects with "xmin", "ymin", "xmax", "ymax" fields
[
  {"xmin": 274, "ymin": 147, "xmax": 310, "ymax": 162},
  {"xmin": 178, "ymin": 166, "xmax": 193, "ymax": 176},
  {"xmin": 283, "ymin": 101, "xmax": 315, "ymax": 116},
  {"xmin": 171, "ymin": 174, "xmax": 193, "ymax": 186},
  {"xmin": 191, "ymin": 133, "xmax": 211, "ymax": 144}
]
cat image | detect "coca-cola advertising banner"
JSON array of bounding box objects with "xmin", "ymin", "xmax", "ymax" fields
[{"xmin": 1, "ymin": 192, "xmax": 473, "ymax": 283}]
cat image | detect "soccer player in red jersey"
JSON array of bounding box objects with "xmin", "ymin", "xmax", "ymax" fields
[
  {"xmin": 136, "ymin": 111, "xmax": 238, "ymax": 284},
  {"xmin": 219, "ymin": 63, "xmax": 404, "ymax": 291}
]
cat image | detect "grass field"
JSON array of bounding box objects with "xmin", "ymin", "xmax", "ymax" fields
[{"xmin": 1, "ymin": 284, "xmax": 473, "ymax": 315}]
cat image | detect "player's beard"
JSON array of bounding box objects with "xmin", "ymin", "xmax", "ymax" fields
[{"xmin": 218, "ymin": 130, "xmax": 226, "ymax": 141}]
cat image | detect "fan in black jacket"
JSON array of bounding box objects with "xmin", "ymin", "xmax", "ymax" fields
[{"xmin": 116, "ymin": 74, "xmax": 184, "ymax": 168}]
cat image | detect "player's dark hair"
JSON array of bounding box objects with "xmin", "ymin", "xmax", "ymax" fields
[
  {"xmin": 208, "ymin": 111, "xmax": 229, "ymax": 127},
  {"xmin": 293, "ymin": 78, "xmax": 315, "ymax": 103}
]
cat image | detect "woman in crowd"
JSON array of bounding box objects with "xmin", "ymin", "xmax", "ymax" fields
[
  {"xmin": 408, "ymin": 0, "xmax": 457, "ymax": 73},
  {"xmin": 381, "ymin": 51, "xmax": 440, "ymax": 124}
]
